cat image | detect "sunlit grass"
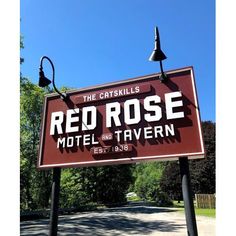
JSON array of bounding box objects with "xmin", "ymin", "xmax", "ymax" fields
[
  {"xmin": 173, "ymin": 200, "xmax": 215, "ymax": 218},
  {"xmin": 194, "ymin": 208, "xmax": 215, "ymax": 218}
]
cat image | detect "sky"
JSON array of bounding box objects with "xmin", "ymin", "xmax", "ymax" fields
[{"xmin": 20, "ymin": 0, "xmax": 215, "ymax": 121}]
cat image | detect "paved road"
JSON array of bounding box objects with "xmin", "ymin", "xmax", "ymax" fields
[{"xmin": 20, "ymin": 205, "xmax": 215, "ymax": 236}]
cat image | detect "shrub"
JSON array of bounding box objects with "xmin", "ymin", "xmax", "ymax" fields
[{"xmin": 156, "ymin": 192, "xmax": 173, "ymax": 207}]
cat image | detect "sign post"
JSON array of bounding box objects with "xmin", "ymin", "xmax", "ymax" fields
[
  {"xmin": 49, "ymin": 168, "xmax": 61, "ymax": 236},
  {"xmin": 179, "ymin": 157, "xmax": 198, "ymax": 236}
]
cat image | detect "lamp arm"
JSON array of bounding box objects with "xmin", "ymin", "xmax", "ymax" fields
[
  {"xmin": 159, "ymin": 60, "xmax": 168, "ymax": 82},
  {"xmin": 40, "ymin": 56, "xmax": 67, "ymax": 100}
]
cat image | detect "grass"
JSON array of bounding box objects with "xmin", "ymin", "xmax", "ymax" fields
[
  {"xmin": 173, "ymin": 200, "xmax": 185, "ymax": 208},
  {"xmin": 194, "ymin": 208, "xmax": 215, "ymax": 218},
  {"xmin": 126, "ymin": 195, "xmax": 141, "ymax": 202},
  {"xmin": 173, "ymin": 200, "xmax": 215, "ymax": 218}
]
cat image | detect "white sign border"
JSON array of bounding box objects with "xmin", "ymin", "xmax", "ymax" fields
[{"xmin": 38, "ymin": 66, "xmax": 205, "ymax": 169}]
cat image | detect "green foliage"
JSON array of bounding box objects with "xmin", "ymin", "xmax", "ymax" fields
[
  {"xmin": 60, "ymin": 165, "xmax": 133, "ymax": 207},
  {"xmin": 133, "ymin": 162, "xmax": 165, "ymax": 202},
  {"xmin": 126, "ymin": 194, "xmax": 141, "ymax": 202},
  {"xmin": 173, "ymin": 200, "xmax": 185, "ymax": 208},
  {"xmin": 60, "ymin": 169, "xmax": 89, "ymax": 208},
  {"xmin": 155, "ymin": 191, "xmax": 173, "ymax": 207},
  {"xmin": 159, "ymin": 121, "xmax": 216, "ymax": 201},
  {"xmin": 20, "ymin": 77, "xmax": 52, "ymax": 210},
  {"xmin": 189, "ymin": 121, "xmax": 215, "ymax": 194},
  {"xmin": 96, "ymin": 165, "xmax": 133, "ymax": 204},
  {"xmin": 159, "ymin": 162, "xmax": 182, "ymax": 201}
]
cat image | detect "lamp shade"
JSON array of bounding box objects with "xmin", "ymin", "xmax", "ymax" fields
[
  {"xmin": 38, "ymin": 70, "xmax": 51, "ymax": 87},
  {"xmin": 149, "ymin": 49, "xmax": 167, "ymax": 61}
]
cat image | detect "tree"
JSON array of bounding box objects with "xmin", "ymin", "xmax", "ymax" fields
[
  {"xmin": 20, "ymin": 77, "xmax": 52, "ymax": 209},
  {"xmin": 60, "ymin": 168, "xmax": 90, "ymax": 208},
  {"xmin": 133, "ymin": 162, "xmax": 165, "ymax": 201},
  {"xmin": 96, "ymin": 165, "xmax": 133, "ymax": 205},
  {"xmin": 159, "ymin": 121, "xmax": 216, "ymax": 200},
  {"xmin": 60, "ymin": 165, "xmax": 134, "ymax": 207},
  {"xmin": 20, "ymin": 36, "xmax": 52, "ymax": 210},
  {"xmin": 159, "ymin": 162, "xmax": 182, "ymax": 201},
  {"xmin": 189, "ymin": 121, "xmax": 215, "ymax": 194}
]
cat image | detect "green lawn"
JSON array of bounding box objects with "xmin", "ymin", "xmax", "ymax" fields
[
  {"xmin": 194, "ymin": 208, "xmax": 215, "ymax": 218},
  {"xmin": 173, "ymin": 201, "xmax": 185, "ymax": 208},
  {"xmin": 173, "ymin": 201, "xmax": 215, "ymax": 218}
]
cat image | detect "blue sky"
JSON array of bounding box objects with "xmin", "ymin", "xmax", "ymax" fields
[{"xmin": 20, "ymin": 0, "xmax": 215, "ymax": 121}]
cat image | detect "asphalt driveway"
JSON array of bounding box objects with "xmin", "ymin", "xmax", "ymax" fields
[{"xmin": 20, "ymin": 204, "xmax": 215, "ymax": 236}]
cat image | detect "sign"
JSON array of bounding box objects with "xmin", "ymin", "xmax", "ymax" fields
[{"xmin": 38, "ymin": 66, "xmax": 205, "ymax": 169}]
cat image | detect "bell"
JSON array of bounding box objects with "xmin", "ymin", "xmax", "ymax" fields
[
  {"xmin": 38, "ymin": 69, "xmax": 51, "ymax": 87},
  {"xmin": 149, "ymin": 26, "xmax": 167, "ymax": 61}
]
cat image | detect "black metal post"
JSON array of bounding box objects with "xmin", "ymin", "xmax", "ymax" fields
[
  {"xmin": 159, "ymin": 60, "xmax": 167, "ymax": 81},
  {"xmin": 49, "ymin": 167, "xmax": 61, "ymax": 236},
  {"xmin": 179, "ymin": 157, "xmax": 198, "ymax": 236}
]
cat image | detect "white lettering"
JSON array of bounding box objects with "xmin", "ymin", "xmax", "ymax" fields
[
  {"xmin": 144, "ymin": 95, "xmax": 162, "ymax": 122},
  {"xmin": 165, "ymin": 123, "xmax": 175, "ymax": 136},
  {"xmin": 57, "ymin": 137, "xmax": 65, "ymax": 148},
  {"xmin": 165, "ymin": 92, "xmax": 184, "ymax": 119},
  {"xmin": 50, "ymin": 111, "xmax": 64, "ymax": 135},
  {"xmin": 124, "ymin": 130, "xmax": 132, "ymax": 141},
  {"xmin": 106, "ymin": 102, "xmax": 121, "ymax": 127},
  {"xmin": 92, "ymin": 134, "xmax": 99, "ymax": 144},
  {"xmin": 144, "ymin": 127, "xmax": 153, "ymax": 139},
  {"xmin": 133, "ymin": 128, "xmax": 141, "ymax": 140},
  {"xmin": 83, "ymin": 134, "xmax": 91, "ymax": 146},
  {"xmin": 66, "ymin": 109, "xmax": 79, "ymax": 133},
  {"xmin": 124, "ymin": 99, "xmax": 141, "ymax": 125},
  {"xmin": 67, "ymin": 136, "xmax": 74, "ymax": 147},
  {"xmin": 154, "ymin": 126, "xmax": 164, "ymax": 137},
  {"xmin": 75, "ymin": 135, "xmax": 82, "ymax": 146},
  {"xmin": 114, "ymin": 130, "xmax": 122, "ymax": 142},
  {"xmin": 82, "ymin": 106, "xmax": 97, "ymax": 131},
  {"xmin": 83, "ymin": 94, "xmax": 96, "ymax": 102}
]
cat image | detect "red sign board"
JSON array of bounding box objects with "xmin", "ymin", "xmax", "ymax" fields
[{"xmin": 38, "ymin": 66, "xmax": 205, "ymax": 169}]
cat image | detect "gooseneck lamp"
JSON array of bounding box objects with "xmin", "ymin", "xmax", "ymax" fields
[
  {"xmin": 38, "ymin": 56, "xmax": 67, "ymax": 100},
  {"xmin": 149, "ymin": 26, "xmax": 168, "ymax": 82}
]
